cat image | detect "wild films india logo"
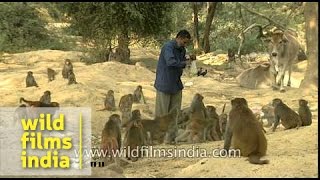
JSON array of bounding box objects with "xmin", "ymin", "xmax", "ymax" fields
[{"xmin": 0, "ymin": 107, "xmax": 91, "ymax": 176}]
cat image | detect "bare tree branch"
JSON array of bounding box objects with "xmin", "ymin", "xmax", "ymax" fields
[
  {"xmin": 237, "ymin": 23, "xmax": 266, "ymax": 62},
  {"xmin": 239, "ymin": 3, "xmax": 286, "ymax": 30}
]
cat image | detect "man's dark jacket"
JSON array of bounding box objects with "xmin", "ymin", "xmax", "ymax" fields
[{"xmin": 154, "ymin": 40, "xmax": 187, "ymax": 94}]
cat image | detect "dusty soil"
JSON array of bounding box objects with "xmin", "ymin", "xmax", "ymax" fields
[{"xmin": 0, "ymin": 48, "xmax": 318, "ymax": 178}]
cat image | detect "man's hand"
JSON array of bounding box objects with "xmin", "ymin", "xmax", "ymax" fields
[{"xmin": 185, "ymin": 55, "xmax": 191, "ymax": 60}]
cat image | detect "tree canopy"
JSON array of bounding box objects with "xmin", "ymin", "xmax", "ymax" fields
[
  {"xmin": 0, "ymin": 2, "xmax": 51, "ymax": 52},
  {"xmin": 57, "ymin": 2, "xmax": 174, "ymax": 63}
]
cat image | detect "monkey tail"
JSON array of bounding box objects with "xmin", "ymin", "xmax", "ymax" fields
[
  {"xmin": 248, "ymin": 154, "xmax": 269, "ymax": 164},
  {"xmin": 262, "ymin": 128, "xmax": 267, "ymax": 133},
  {"xmin": 20, "ymin": 97, "xmax": 25, "ymax": 103},
  {"xmin": 222, "ymin": 103, "xmax": 226, "ymax": 113}
]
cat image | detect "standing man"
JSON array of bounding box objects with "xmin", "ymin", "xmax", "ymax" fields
[{"xmin": 154, "ymin": 29, "xmax": 192, "ymax": 118}]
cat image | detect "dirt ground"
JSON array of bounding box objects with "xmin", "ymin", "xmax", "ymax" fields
[{"xmin": 0, "ymin": 48, "xmax": 318, "ymax": 178}]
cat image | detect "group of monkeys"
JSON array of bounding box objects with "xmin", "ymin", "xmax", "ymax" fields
[
  {"xmin": 19, "ymin": 56, "xmax": 313, "ymax": 165},
  {"xmin": 99, "ymin": 88, "xmax": 312, "ymax": 165},
  {"xmin": 223, "ymin": 97, "xmax": 312, "ymax": 164},
  {"xmin": 15, "ymin": 59, "xmax": 80, "ymax": 124},
  {"xmin": 25, "ymin": 59, "xmax": 77, "ymax": 87}
]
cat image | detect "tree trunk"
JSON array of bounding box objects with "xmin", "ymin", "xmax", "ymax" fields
[
  {"xmin": 106, "ymin": 38, "xmax": 113, "ymax": 61},
  {"xmin": 203, "ymin": 2, "xmax": 218, "ymax": 53},
  {"xmin": 192, "ymin": 2, "xmax": 200, "ymax": 50},
  {"xmin": 299, "ymin": 2, "xmax": 318, "ymax": 90},
  {"xmin": 115, "ymin": 29, "xmax": 130, "ymax": 64}
]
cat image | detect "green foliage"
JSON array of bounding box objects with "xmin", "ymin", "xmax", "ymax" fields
[
  {"xmin": 220, "ymin": 2, "xmax": 304, "ymax": 53},
  {"xmin": 190, "ymin": 2, "xmax": 305, "ymax": 54},
  {"xmin": 0, "ymin": 2, "xmax": 69, "ymax": 53},
  {"xmin": 27, "ymin": 2, "xmax": 65, "ymax": 22},
  {"xmin": 58, "ymin": 2, "xmax": 174, "ymax": 63},
  {"xmin": 170, "ymin": 3, "xmax": 193, "ymax": 35},
  {"xmin": 0, "ymin": 2, "xmax": 306, "ymax": 58},
  {"xmin": 241, "ymin": 36, "xmax": 268, "ymax": 55}
]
